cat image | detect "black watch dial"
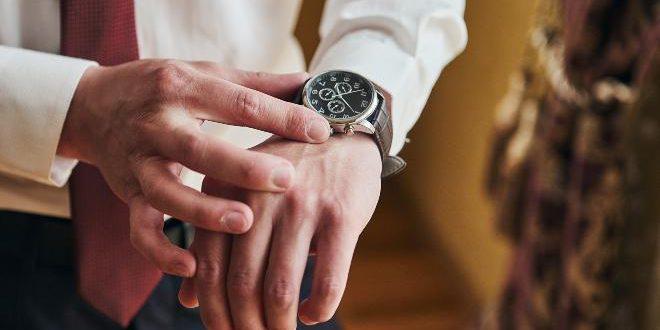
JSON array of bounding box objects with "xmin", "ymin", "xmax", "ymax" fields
[{"xmin": 303, "ymin": 70, "xmax": 376, "ymax": 123}]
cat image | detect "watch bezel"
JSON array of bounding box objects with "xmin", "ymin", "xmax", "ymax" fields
[{"xmin": 302, "ymin": 70, "xmax": 379, "ymax": 125}]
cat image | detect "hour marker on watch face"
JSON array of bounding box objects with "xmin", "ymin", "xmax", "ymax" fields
[{"xmin": 304, "ymin": 70, "xmax": 375, "ymax": 122}]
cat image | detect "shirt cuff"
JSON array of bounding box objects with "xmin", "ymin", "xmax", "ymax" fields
[{"xmin": 0, "ymin": 46, "xmax": 97, "ymax": 187}]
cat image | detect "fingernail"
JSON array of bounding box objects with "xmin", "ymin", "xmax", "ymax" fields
[
  {"xmin": 221, "ymin": 212, "xmax": 247, "ymax": 232},
  {"xmin": 307, "ymin": 120, "xmax": 330, "ymax": 142},
  {"xmin": 298, "ymin": 306, "xmax": 319, "ymax": 325},
  {"xmin": 298, "ymin": 300, "xmax": 317, "ymax": 325},
  {"xmin": 271, "ymin": 166, "xmax": 293, "ymax": 189},
  {"xmin": 299, "ymin": 315, "xmax": 319, "ymax": 326},
  {"xmin": 301, "ymin": 319, "xmax": 319, "ymax": 326}
]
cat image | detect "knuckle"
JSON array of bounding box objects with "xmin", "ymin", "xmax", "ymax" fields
[
  {"xmin": 228, "ymin": 269, "xmax": 259, "ymax": 300},
  {"xmin": 196, "ymin": 262, "xmax": 223, "ymax": 287},
  {"xmin": 317, "ymin": 194, "xmax": 348, "ymax": 229},
  {"xmin": 232, "ymin": 89, "xmax": 264, "ymax": 122},
  {"xmin": 140, "ymin": 176, "xmax": 160, "ymax": 203},
  {"xmin": 322, "ymin": 198, "xmax": 346, "ymax": 227},
  {"xmin": 315, "ymin": 277, "xmax": 343, "ymax": 303},
  {"xmin": 178, "ymin": 130, "xmax": 207, "ymax": 168},
  {"xmin": 285, "ymin": 189, "xmax": 315, "ymax": 218},
  {"xmin": 150, "ymin": 60, "xmax": 189, "ymax": 104},
  {"xmin": 285, "ymin": 189, "xmax": 307, "ymax": 209},
  {"xmin": 266, "ymin": 279, "xmax": 296, "ymax": 310}
]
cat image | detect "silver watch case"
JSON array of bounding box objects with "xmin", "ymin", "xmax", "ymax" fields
[{"xmin": 301, "ymin": 70, "xmax": 380, "ymax": 135}]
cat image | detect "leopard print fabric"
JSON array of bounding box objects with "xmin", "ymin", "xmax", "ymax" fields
[{"xmin": 484, "ymin": 0, "xmax": 659, "ymax": 329}]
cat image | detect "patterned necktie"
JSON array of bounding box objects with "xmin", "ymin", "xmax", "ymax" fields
[{"xmin": 60, "ymin": 1, "xmax": 162, "ymax": 326}]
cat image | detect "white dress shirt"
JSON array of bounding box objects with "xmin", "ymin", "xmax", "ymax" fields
[{"xmin": 0, "ymin": 0, "xmax": 467, "ymax": 218}]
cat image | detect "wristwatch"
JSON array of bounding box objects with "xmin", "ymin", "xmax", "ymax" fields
[{"xmin": 297, "ymin": 70, "xmax": 406, "ymax": 178}]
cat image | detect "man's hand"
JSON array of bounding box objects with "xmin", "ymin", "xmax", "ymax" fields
[
  {"xmin": 57, "ymin": 59, "xmax": 331, "ymax": 277},
  {"xmin": 179, "ymin": 134, "xmax": 382, "ymax": 329}
]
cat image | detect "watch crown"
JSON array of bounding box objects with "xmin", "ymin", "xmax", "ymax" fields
[{"xmin": 344, "ymin": 125, "xmax": 355, "ymax": 135}]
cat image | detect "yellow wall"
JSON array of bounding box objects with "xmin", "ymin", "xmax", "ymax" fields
[
  {"xmin": 396, "ymin": 0, "xmax": 537, "ymax": 304},
  {"xmin": 296, "ymin": 0, "xmax": 538, "ymax": 306}
]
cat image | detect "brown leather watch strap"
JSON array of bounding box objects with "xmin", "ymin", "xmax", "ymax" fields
[{"xmin": 370, "ymin": 91, "xmax": 407, "ymax": 178}]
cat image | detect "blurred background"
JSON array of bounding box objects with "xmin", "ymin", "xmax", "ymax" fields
[{"xmin": 296, "ymin": 1, "xmax": 537, "ymax": 329}]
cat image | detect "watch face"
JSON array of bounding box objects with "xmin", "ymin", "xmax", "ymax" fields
[{"xmin": 303, "ymin": 70, "xmax": 376, "ymax": 123}]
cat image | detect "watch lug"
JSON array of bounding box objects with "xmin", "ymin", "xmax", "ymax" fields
[
  {"xmin": 329, "ymin": 122, "xmax": 374, "ymax": 135},
  {"xmin": 330, "ymin": 123, "xmax": 345, "ymax": 134},
  {"xmin": 354, "ymin": 120, "xmax": 376, "ymax": 134}
]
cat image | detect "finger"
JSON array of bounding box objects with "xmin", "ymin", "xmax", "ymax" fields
[
  {"xmin": 193, "ymin": 229, "xmax": 233, "ymax": 330},
  {"xmin": 178, "ymin": 277, "xmax": 199, "ymax": 308},
  {"xmin": 264, "ymin": 206, "xmax": 316, "ymax": 330},
  {"xmin": 190, "ymin": 62, "xmax": 309, "ymax": 100},
  {"xmin": 298, "ymin": 218, "xmax": 358, "ymax": 325},
  {"xmin": 152, "ymin": 124, "xmax": 297, "ymax": 191},
  {"xmin": 188, "ymin": 76, "xmax": 330, "ymax": 143},
  {"xmin": 229, "ymin": 70, "xmax": 308, "ymax": 101},
  {"xmin": 226, "ymin": 207, "xmax": 276, "ymax": 330},
  {"xmin": 136, "ymin": 157, "xmax": 253, "ymax": 233},
  {"xmin": 128, "ymin": 195, "xmax": 196, "ymax": 277}
]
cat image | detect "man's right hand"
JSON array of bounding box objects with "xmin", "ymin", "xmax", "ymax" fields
[{"xmin": 56, "ymin": 59, "xmax": 330, "ymax": 277}]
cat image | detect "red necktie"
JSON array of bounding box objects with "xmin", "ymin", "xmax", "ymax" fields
[{"xmin": 60, "ymin": 1, "xmax": 162, "ymax": 326}]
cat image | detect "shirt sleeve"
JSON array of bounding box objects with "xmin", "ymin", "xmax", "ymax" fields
[
  {"xmin": 310, "ymin": 0, "xmax": 467, "ymax": 155},
  {"xmin": 0, "ymin": 45, "xmax": 97, "ymax": 187}
]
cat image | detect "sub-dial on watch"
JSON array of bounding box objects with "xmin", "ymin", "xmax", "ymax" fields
[{"xmin": 299, "ymin": 70, "xmax": 407, "ymax": 178}]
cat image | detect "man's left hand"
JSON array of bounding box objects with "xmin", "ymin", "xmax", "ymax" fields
[{"xmin": 178, "ymin": 134, "xmax": 382, "ymax": 329}]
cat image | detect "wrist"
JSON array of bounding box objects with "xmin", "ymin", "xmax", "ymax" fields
[
  {"xmin": 57, "ymin": 65, "xmax": 103, "ymax": 163},
  {"xmin": 328, "ymin": 132, "xmax": 381, "ymax": 161}
]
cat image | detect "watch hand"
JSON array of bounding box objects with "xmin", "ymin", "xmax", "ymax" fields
[
  {"xmin": 338, "ymin": 94, "xmax": 356, "ymax": 113},
  {"xmin": 335, "ymin": 89, "xmax": 365, "ymax": 98}
]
